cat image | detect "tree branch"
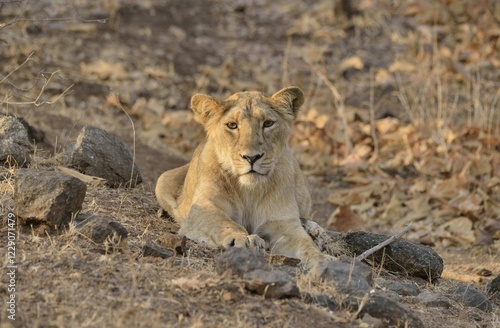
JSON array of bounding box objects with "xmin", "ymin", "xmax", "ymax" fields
[{"xmin": 355, "ymin": 224, "xmax": 412, "ymax": 262}]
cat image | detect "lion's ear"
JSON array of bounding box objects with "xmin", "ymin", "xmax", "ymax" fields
[
  {"xmin": 271, "ymin": 87, "xmax": 305, "ymax": 118},
  {"xmin": 191, "ymin": 94, "xmax": 222, "ymax": 125}
]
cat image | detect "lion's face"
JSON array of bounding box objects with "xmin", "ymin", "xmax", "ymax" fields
[{"xmin": 191, "ymin": 87, "xmax": 304, "ymax": 186}]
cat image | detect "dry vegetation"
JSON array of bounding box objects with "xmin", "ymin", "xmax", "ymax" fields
[{"xmin": 1, "ymin": 0, "xmax": 500, "ymax": 327}]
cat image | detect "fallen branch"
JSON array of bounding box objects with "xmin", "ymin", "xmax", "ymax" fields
[
  {"xmin": 441, "ymin": 269, "xmax": 482, "ymax": 284},
  {"xmin": 355, "ymin": 224, "xmax": 412, "ymax": 262}
]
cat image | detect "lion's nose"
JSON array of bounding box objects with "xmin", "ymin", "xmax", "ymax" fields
[{"xmin": 241, "ymin": 153, "xmax": 264, "ymax": 165}]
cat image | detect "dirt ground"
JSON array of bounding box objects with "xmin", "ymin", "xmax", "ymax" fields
[{"xmin": 1, "ymin": 0, "xmax": 499, "ymax": 327}]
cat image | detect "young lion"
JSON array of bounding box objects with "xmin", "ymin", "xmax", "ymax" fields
[{"xmin": 155, "ymin": 87, "xmax": 332, "ymax": 267}]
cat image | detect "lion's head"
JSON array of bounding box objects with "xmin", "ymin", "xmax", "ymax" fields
[{"xmin": 190, "ymin": 87, "xmax": 304, "ymax": 186}]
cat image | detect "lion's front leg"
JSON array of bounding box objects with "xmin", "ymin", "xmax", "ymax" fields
[
  {"xmin": 179, "ymin": 203, "xmax": 265, "ymax": 251},
  {"xmin": 256, "ymin": 219, "xmax": 335, "ymax": 268}
]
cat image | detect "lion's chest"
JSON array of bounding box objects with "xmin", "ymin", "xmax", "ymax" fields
[{"xmin": 231, "ymin": 188, "xmax": 299, "ymax": 234}]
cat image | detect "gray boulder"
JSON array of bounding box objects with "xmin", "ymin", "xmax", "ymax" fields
[
  {"xmin": 0, "ymin": 115, "xmax": 31, "ymax": 167},
  {"xmin": 68, "ymin": 126, "xmax": 142, "ymax": 188},
  {"xmin": 14, "ymin": 169, "xmax": 87, "ymax": 227}
]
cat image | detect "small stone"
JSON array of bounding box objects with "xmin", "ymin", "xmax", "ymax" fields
[
  {"xmin": 14, "ymin": 169, "xmax": 87, "ymax": 227},
  {"xmin": 486, "ymin": 273, "xmax": 500, "ymax": 299},
  {"xmin": 303, "ymin": 293, "xmax": 338, "ymax": 311},
  {"xmin": 382, "ymin": 279, "xmax": 421, "ymax": 296},
  {"xmin": 0, "ymin": 115, "xmax": 32, "ymax": 167},
  {"xmin": 142, "ymin": 241, "xmax": 174, "ymax": 259},
  {"xmin": 356, "ymin": 293, "xmax": 425, "ymax": 328},
  {"xmin": 68, "ymin": 125, "xmax": 142, "ymax": 188},
  {"xmin": 76, "ymin": 215, "xmax": 128, "ymax": 248},
  {"xmin": 310, "ymin": 261, "xmax": 372, "ymax": 297},
  {"xmin": 217, "ymin": 247, "xmax": 269, "ymax": 276},
  {"xmin": 454, "ymin": 285, "xmax": 492, "ymax": 313},
  {"xmin": 417, "ymin": 291, "xmax": 453, "ymax": 308},
  {"xmin": 243, "ymin": 269, "xmax": 300, "ymax": 299}
]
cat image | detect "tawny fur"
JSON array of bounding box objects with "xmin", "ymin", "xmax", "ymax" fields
[{"xmin": 155, "ymin": 87, "xmax": 333, "ymax": 267}]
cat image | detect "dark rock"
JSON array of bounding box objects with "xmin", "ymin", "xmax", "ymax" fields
[
  {"xmin": 417, "ymin": 291, "xmax": 453, "ymax": 308},
  {"xmin": 14, "ymin": 169, "xmax": 86, "ymax": 227},
  {"xmin": 381, "ymin": 279, "xmax": 421, "ymax": 296},
  {"xmin": 269, "ymin": 255, "xmax": 301, "ymax": 276},
  {"xmin": 303, "ymin": 293, "xmax": 338, "ymax": 311},
  {"xmin": 339, "ymin": 255, "xmax": 373, "ymax": 282},
  {"xmin": 356, "ymin": 293, "xmax": 424, "ymax": 328},
  {"xmin": 76, "ymin": 214, "xmax": 128, "ymax": 248},
  {"xmin": 309, "ymin": 260, "xmax": 372, "ymax": 297},
  {"xmin": 343, "ymin": 231, "xmax": 443, "ymax": 281},
  {"xmin": 142, "ymin": 241, "xmax": 175, "ymax": 259},
  {"xmin": 0, "ymin": 115, "xmax": 32, "ymax": 167},
  {"xmin": 243, "ymin": 269, "xmax": 300, "ymax": 299},
  {"xmin": 217, "ymin": 248, "xmax": 299, "ymax": 299},
  {"xmin": 487, "ymin": 273, "xmax": 500, "ymax": 299},
  {"xmin": 68, "ymin": 125, "xmax": 142, "ymax": 188},
  {"xmin": 18, "ymin": 117, "xmax": 47, "ymax": 146},
  {"xmin": 217, "ymin": 247, "xmax": 269, "ymax": 276},
  {"xmin": 454, "ymin": 285, "xmax": 492, "ymax": 312}
]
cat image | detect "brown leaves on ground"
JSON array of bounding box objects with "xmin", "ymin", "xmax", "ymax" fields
[{"xmin": 299, "ymin": 111, "xmax": 500, "ymax": 248}]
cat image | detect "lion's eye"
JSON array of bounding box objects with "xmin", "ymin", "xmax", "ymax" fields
[
  {"xmin": 226, "ymin": 122, "xmax": 238, "ymax": 130},
  {"xmin": 263, "ymin": 120, "xmax": 275, "ymax": 128}
]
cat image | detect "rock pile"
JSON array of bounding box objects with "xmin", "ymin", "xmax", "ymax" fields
[
  {"xmin": 4, "ymin": 117, "xmax": 141, "ymax": 246},
  {"xmin": 217, "ymin": 247, "xmax": 300, "ymax": 299}
]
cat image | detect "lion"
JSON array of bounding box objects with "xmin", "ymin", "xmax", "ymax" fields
[{"xmin": 155, "ymin": 87, "xmax": 333, "ymax": 267}]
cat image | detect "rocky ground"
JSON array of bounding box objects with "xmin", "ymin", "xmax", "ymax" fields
[{"xmin": 1, "ymin": 0, "xmax": 499, "ymax": 327}]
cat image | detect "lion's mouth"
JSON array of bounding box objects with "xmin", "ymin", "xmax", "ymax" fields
[{"xmin": 245, "ymin": 169, "xmax": 266, "ymax": 176}]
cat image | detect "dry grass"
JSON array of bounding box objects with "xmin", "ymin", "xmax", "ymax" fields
[{"xmin": 1, "ymin": 175, "xmax": 343, "ymax": 327}]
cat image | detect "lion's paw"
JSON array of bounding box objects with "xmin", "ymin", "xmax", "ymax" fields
[{"xmin": 224, "ymin": 233, "xmax": 265, "ymax": 251}]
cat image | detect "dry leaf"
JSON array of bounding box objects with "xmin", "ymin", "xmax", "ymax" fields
[
  {"xmin": 400, "ymin": 195, "xmax": 431, "ymax": 223},
  {"xmin": 171, "ymin": 275, "xmax": 216, "ymax": 291},
  {"xmin": 327, "ymin": 205, "xmax": 364, "ymax": 232},
  {"xmin": 416, "ymin": 157, "xmax": 450, "ymax": 176},
  {"xmin": 80, "ymin": 60, "xmax": 129, "ymax": 80},
  {"xmin": 376, "ymin": 117, "xmax": 400, "ymax": 134},
  {"xmin": 438, "ymin": 217, "xmax": 476, "ymax": 246},
  {"xmin": 429, "ymin": 178, "xmax": 459, "ymax": 199},
  {"xmin": 375, "ymin": 68, "xmax": 393, "ymax": 84},
  {"xmin": 339, "ymin": 56, "xmax": 364, "ymax": 72},
  {"xmin": 144, "ymin": 66, "xmax": 168, "ymax": 78},
  {"xmin": 106, "ymin": 94, "xmax": 122, "ymax": 108},
  {"xmin": 457, "ymin": 193, "xmax": 482, "ymax": 216},
  {"xmin": 381, "ymin": 192, "xmax": 403, "ymax": 220},
  {"xmin": 389, "ymin": 60, "xmax": 416, "ymax": 73},
  {"xmin": 339, "ymin": 143, "xmax": 372, "ymax": 166},
  {"xmin": 329, "ymin": 182, "xmax": 388, "ymax": 206},
  {"xmin": 408, "ymin": 179, "xmax": 427, "ymax": 195}
]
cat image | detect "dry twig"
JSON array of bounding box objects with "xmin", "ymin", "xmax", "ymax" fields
[
  {"xmin": 0, "ymin": 52, "xmax": 34, "ymax": 84},
  {"xmin": 355, "ymin": 224, "xmax": 412, "ymax": 262},
  {"xmin": 1, "ymin": 68, "xmax": 73, "ymax": 107}
]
